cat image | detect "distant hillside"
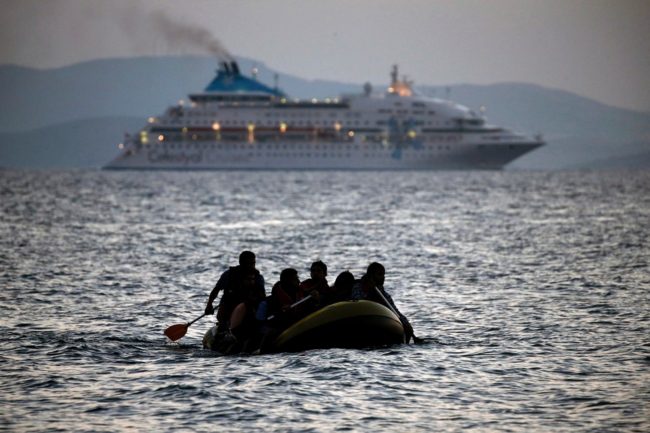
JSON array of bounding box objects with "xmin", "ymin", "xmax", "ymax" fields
[
  {"xmin": 418, "ymin": 83, "xmax": 650, "ymax": 169},
  {"xmin": 0, "ymin": 56, "xmax": 359, "ymax": 132},
  {"xmin": 1, "ymin": 55, "xmax": 649, "ymax": 169},
  {"xmin": 0, "ymin": 117, "xmax": 142, "ymax": 168},
  {"xmin": 433, "ymin": 83, "xmax": 650, "ymax": 141}
]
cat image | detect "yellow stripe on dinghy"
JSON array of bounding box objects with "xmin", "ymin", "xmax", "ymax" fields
[{"xmin": 273, "ymin": 300, "xmax": 405, "ymax": 350}]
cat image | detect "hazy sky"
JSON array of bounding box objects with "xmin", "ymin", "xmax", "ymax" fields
[{"xmin": 2, "ymin": 0, "xmax": 649, "ymax": 112}]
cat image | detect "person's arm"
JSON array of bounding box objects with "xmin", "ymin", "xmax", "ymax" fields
[
  {"xmin": 378, "ymin": 287, "xmax": 414, "ymax": 341},
  {"xmin": 299, "ymin": 279, "xmax": 321, "ymax": 304},
  {"xmin": 379, "ymin": 288, "xmax": 400, "ymax": 314},
  {"xmin": 205, "ymin": 271, "xmax": 228, "ymax": 315}
]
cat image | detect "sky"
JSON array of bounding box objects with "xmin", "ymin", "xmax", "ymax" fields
[{"xmin": 1, "ymin": 0, "xmax": 649, "ymax": 112}]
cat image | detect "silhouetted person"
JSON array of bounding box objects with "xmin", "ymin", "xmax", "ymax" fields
[
  {"xmin": 268, "ymin": 268, "xmax": 305, "ymax": 321},
  {"xmin": 257, "ymin": 268, "xmax": 305, "ymax": 352},
  {"xmin": 327, "ymin": 270, "xmax": 355, "ymax": 304},
  {"xmin": 351, "ymin": 262, "xmax": 414, "ymax": 342},
  {"xmin": 204, "ymin": 251, "xmax": 265, "ymax": 338},
  {"xmin": 299, "ymin": 260, "xmax": 330, "ymax": 308}
]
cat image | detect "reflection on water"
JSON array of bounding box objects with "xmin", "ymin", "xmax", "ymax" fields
[{"xmin": 1, "ymin": 169, "xmax": 649, "ymax": 432}]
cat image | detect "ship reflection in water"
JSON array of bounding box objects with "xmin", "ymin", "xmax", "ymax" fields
[{"xmin": 105, "ymin": 61, "xmax": 543, "ymax": 170}]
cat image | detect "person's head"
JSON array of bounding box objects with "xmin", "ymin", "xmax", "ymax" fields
[
  {"xmin": 366, "ymin": 262, "xmax": 385, "ymax": 287},
  {"xmin": 310, "ymin": 260, "xmax": 327, "ymax": 280},
  {"xmin": 239, "ymin": 251, "xmax": 256, "ymax": 272},
  {"xmin": 334, "ymin": 271, "xmax": 355, "ymax": 292},
  {"xmin": 280, "ymin": 268, "xmax": 300, "ymax": 289}
]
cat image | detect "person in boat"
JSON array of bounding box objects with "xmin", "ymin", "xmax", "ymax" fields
[
  {"xmin": 256, "ymin": 268, "xmax": 307, "ymax": 352},
  {"xmin": 268, "ymin": 268, "xmax": 305, "ymax": 321},
  {"xmin": 326, "ymin": 270, "xmax": 355, "ymax": 305},
  {"xmin": 299, "ymin": 260, "xmax": 330, "ymax": 309},
  {"xmin": 204, "ymin": 251, "xmax": 265, "ymax": 338},
  {"xmin": 226, "ymin": 268, "xmax": 267, "ymax": 345},
  {"xmin": 351, "ymin": 262, "xmax": 415, "ymax": 342}
]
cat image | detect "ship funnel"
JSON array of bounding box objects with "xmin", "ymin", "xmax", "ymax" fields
[
  {"xmin": 221, "ymin": 62, "xmax": 231, "ymax": 75},
  {"xmin": 231, "ymin": 61, "xmax": 241, "ymax": 76}
]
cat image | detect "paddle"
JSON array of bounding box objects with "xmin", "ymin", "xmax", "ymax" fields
[
  {"xmin": 267, "ymin": 295, "xmax": 313, "ymax": 321},
  {"xmin": 164, "ymin": 313, "xmax": 207, "ymax": 342},
  {"xmin": 373, "ymin": 286, "xmax": 424, "ymax": 344}
]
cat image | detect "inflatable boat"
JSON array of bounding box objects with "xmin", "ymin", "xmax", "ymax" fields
[{"xmin": 202, "ymin": 300, "xmax": 406, "ymax": 353}]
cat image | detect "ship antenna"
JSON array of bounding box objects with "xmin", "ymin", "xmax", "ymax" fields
[
  {"xmin": 274, "ymin": 73, "xmax": 279, "ymax": 91},
  {"xmin": 391, "ymin": 64, "xmax": 398, "ymax": 86}
]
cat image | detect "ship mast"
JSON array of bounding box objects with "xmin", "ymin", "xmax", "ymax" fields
[
  {"xmin": 391, "ymin": 64, "xmax": 398, "ymax": 87},
  {"xmin": 388, "ymin": 64, "xmax": 412, "ymax": 97}
]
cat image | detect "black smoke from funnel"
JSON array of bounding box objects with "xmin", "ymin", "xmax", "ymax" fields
[{"xmin": 150, "ymin": 10, "xmax": 232, "ymax": 61}]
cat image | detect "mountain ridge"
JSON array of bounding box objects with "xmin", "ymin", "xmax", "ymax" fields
[{"xmin": 1, "ymin": 55, "xmax": 649, "ymax": 169}]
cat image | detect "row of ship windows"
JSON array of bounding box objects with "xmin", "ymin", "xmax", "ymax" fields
[
  {"xmin": 182, "ymin": 110, "xmax": 435, "ymax": 118},
  {"xmin": 204, "ymin": 151, "xmax": 451, "ymax": 158},
  {"xmin": 150, "ymin": 134, "xmax": 461, "ymax": 145},
  {"xmin": 183, "ymin": 111, "xmax": 362, "ymax": 118},
  {"xmin": 191, "ymin": 99, "xmax": 427, "ymax": 109},
  {"xmin": 377, "ymin": 109, "xmax": 434, "ymax": 115},
  {"xmin": 165, "ymin": 120, "xmax": 454, "ymax": 127},
  {"xmin": 151, "ymin": 142, "xmax": 453, "ymax": 151}
]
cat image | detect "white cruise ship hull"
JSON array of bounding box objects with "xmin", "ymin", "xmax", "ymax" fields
[
  {"xmin": 105, "ymin": 138, "xmax": 542, "ymax": 170},
  {"xmin": 103, "ymin": 61, "xmax": 543, "ymax": 170}
]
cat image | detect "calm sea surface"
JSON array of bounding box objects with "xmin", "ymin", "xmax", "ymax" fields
[{"xmin": 1, "ymin": 169, "xmax": 649, "ymax": 433}]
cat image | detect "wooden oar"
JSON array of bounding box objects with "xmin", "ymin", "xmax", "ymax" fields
[
  {"xmin": 164, "ymin": 313, "xmax": 207, "ymax": 341},
  {"xmin": 373, "ymin": 287, "xmax": 424, "ymax": 344}
]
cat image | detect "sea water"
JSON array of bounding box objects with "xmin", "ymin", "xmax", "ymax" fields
[{"xmin": 1, "ymin": 169, "xmax": 648, "ymax": 432}]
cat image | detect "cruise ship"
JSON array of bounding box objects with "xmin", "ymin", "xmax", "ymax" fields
[{"xmin": 104, "ymin": 61, "xmax": 543, "ymax": 170}]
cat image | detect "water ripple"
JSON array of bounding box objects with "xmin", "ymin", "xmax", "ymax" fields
[{"xmin": 1, "ymin": 169, "xmax": 649, "ymax": 432}]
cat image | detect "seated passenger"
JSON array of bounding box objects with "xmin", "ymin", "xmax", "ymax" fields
[
  {"xmin": 299, "ymin": 260, "xmax": 330, "ymax": 308},
  {"xmin": 206, "ymin": 268, "xmax": 266, "ymax": 353},
  {"xmin": 267, "ymin": 268, "xmax": 306, "ymax": 323},
  {"xmin": 352, "ymin": 262, "xmax": 415, "ymax": 342},
  {"xmin": 326, "ymin": 270, "xmax": 355, "ymax": 304},
  {"xmin": 257, "ymin": 268, "xmax": 305, "ymax": 353},
  {"xmin": 204, "ymin": 250, "xmax": 265, "ymax": 333},
  {"xmin": 227, "ymin": 269, "xmax": 266, "ymax": 343}
]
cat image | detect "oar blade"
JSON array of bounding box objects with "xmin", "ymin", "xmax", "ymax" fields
[
  {"xmin": 412, "ymin": 336, "xmax": 426, "ymax": 344},
  {"xmin": 164, "ymin": 323, "xmax": 188, "ymax": 341}
]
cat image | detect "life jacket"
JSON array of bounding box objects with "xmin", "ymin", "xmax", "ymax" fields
[
  {"xmin": 267, "ymin": 281, "xmax": 305, "ymax": 317},
  {"xmin": 299, "ymin": 278, "xmax": 329, "ymax": 295},
  {"xmin": 217, "ymin": 266, "xmax": 264, "ymax": 323}
]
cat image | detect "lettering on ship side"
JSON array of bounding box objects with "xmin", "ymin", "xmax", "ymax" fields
[
  {"xmin": 147, "ymin": 150, "xmax": 203, "ymax": 165},
  {"xmin": 204, "ymin": 151, "xmax": 251, "ymax": 164}
]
